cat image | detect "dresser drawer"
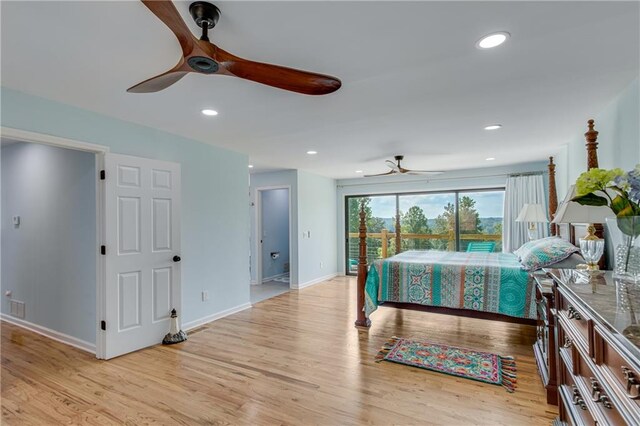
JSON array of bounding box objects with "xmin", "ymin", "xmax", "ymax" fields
[
  {"xmin": 559, "ymin": 350, "xmax": 596, "ymax": 425},
  {"xmin": 558, "ymin": 289, "xmax": 594, "ymax": 357},
  {"xmin": 594, "ymin": 326, "xmax": 640, "ymax": 421},
  {"xmin": 574, "ymin": 346, "xmax": 626, "ymax": 425}
]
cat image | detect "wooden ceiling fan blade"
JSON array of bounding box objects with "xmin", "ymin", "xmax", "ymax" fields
[
  {"xmin": 216, "ymin": 51, "xmax": 341, "ymax": 95},
  {"xmin": 127, "ymin": 68, "xmax": 189, "ymax": 93},
  {"xmin": 404, "ymin": 170, "xmax": 444, "ymax": 175},
  {"xmin": 364, "ymin": 170, "xmax": 396, "ymax": 177},
  {"xmin": 385, "ymin": 160, "xmax": 399, "ymax": 171},
  {"xmin": 141, "ymin": 0, "xmax": 195, "ymax": 54}
]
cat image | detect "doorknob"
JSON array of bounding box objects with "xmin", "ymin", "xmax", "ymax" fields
[{"xmin": 173, "ymin": 255, "xmax": 181, "ymax": 262}]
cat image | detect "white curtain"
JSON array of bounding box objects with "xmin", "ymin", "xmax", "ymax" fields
[{"xmin": 503, "ymin": 173, "xmax": 548, "ymax": 253}]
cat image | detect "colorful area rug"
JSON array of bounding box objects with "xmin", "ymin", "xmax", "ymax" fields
[{"xmin": 376, "ymin": 337, "xmax": 517, "ymax": 392}]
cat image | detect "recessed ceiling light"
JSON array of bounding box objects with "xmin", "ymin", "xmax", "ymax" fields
[
  {"xmin": 355, "ymin": 170, "xmax": 363, "ymax": 173},
  {"xmin": 476, "ymin": 32, "xmax": 510, "ymax": 49},
  {"xmin": 486, "ymin": 157, "xmax": 496, "ymax": 161},
  {"xmin": 307, "ymin": 150, "xmax": 318, "ymax": 155},
  {"xmin": 248, "ymin": 164, "xmax": 254, "ymax": 168},
  {"xmin": 484, "ymin": 124, "xmax": 502, "ymax": 130},
  {"xmin": 201, "ymin": 109, "xmax": 218, "ymax": 116}
]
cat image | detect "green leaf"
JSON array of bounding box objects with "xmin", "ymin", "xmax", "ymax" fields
[
  {"xmin": 611, "ymin": 195, "xmax": 633, "ymax": 216},
  {"xmin": 571, "ymin": 193, "xmax": 608, "ymax": 207}
]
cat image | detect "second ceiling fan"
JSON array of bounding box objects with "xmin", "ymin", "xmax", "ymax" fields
[
  {"xmin": 128, "ymin": 0, "xmax": 342, "ymax": 95},
  {"xmin": 365, "ymin": 155, "xmax": 444, "ymax": 177}
]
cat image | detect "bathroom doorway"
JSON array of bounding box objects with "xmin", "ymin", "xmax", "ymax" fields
[{"xmin": 252, "ymin": 187, "xmax": 291, "ymax": 304}]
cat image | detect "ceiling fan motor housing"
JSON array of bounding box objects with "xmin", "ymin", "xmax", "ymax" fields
[
  {"xmin": 189, "ymin": 2, "xmax": 220, "ymax": 29},
  {"xmin": 187, "ymin": 56, "xmax": 219, "ymax": 73}
]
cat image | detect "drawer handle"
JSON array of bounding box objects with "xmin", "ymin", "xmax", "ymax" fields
[
  {"xmin": 562, "ymin": 336, "xmax": 573, "ymax": 348},
  {"xmin": 567, "ymin": 306, "xmax": 582, "ymax": 320},
  {"xmin": 572, "ymin": 385, "xmax": 588, "ymax": 410},
  {"xmin": 622, "ymin": 366, "xmax": 640, "ymax": 399},
  {"xmin": 590, "ymin": 378, "xmax": 613, "ymax": 409}
]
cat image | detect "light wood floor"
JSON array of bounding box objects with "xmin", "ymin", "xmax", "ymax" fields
[{"xmin": 1, "ymin": 276, "xmax": 557, "ymax": 425}]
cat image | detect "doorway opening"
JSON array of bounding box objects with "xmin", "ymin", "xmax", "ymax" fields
[
  {"xmin": 252, "ymin": 187, "xmax": 291, "ymax": 304},
  {"xmin": 1, "ymin": 128, "xmax": 182, "ymax": 360},
  {"xmin": 1, "ymin": 133, "xmax": 104, "ymax": 354}
]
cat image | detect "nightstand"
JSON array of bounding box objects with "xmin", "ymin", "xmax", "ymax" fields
[{"xmin": 533, "ymin": 271, "xmax": 558, "ymax": 405}]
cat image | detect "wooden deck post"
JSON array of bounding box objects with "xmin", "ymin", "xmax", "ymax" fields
[
  {"xmin": 395, "ymin": 214, "xmax": 402, "ymax": 254},
  {"xmin": 355, "ymin": 200, "xmax": 371, "ymax": 327},
  {"xmin": 381, "ymin": 229, "xmax": 388, "ymax": 259},
  {"xmin": 548, "ymin": 157, "xmax": 558, "ymax": 236}
]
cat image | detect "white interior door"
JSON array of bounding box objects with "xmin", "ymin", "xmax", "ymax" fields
[{"xmin": 103, "ymin": 153, "xmax": 181, "ymax": 359}]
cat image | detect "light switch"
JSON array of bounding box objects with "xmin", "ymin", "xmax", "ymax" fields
[{"xmin": 12, "ymin": 216, "xmax": 20, "ymax": 226}]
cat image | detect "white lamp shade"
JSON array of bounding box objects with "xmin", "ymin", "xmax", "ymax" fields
[
  {"xmin": 552, "ymin": 185, "xmax": 612, "ymax": 224},
  {"xmin": 515, "ymin": 203, "xmax": 549, "ymax": 223}
]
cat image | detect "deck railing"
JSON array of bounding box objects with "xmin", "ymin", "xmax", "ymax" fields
[{"xmin": 346, "ymin": 229, "xmax": 502, "ymax": 272}]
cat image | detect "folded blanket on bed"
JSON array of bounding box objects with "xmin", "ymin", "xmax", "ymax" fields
[{"xmin": 364, "ymin": 250, "xmax": 536, "ymax": 320}]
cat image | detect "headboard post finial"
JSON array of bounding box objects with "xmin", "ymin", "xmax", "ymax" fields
[
  {"xmin": 548, "ymin": 156, "xmax": 558, "ymax": 236},
  {"xmin": 585, "ymin": 119, "xmax": 599, "ymax": 169}
]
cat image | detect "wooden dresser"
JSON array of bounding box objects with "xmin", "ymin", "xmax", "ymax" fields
[
  {"xmin": 534, "ymin": 271, "xmax": 558, "ymax": 405},
  {"xmin": 545, "ymin": 269, "xmax": 640, "ymax": 425}
]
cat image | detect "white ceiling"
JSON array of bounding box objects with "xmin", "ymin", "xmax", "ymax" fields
[{"xmin": 1, "ymin": 1, "xmax": 638, "ymax": 178}]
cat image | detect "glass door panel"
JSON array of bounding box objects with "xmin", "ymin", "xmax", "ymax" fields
[{"xmin": 457, "ymin": 190, "xmax": 504, "ymax": 252}]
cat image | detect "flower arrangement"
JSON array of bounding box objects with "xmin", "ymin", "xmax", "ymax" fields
[{"xmin": 573, "ymin": 165, "xmax": 640, "ymax": 236}]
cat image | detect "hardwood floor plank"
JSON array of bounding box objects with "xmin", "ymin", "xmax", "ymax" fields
[{"xmin": 1, "ymin": 276, "xmax": 557, "ymax": 425}]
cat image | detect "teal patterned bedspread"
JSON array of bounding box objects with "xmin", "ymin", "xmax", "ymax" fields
[{"xmin": 364, "ymin": 250, "xmax": 536, "ymax": 320}]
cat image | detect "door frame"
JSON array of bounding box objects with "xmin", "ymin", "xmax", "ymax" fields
[
  {"xmin": 1, "ymin": 127, "xmax": 108, "ymax": 357},
  {"xmin": 254, "ymin": 185, "xmax": 292, "ymax": 288}
]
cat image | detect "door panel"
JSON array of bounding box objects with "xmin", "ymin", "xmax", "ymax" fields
[{"xmin": 104, "ymin": 153, "xmax": 181, "ymax": 359}]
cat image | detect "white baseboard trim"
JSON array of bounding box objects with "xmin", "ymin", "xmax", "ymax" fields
[
  {"xmin": 0, "ymin": 313, "xmax": 96, "ymax": 354},
  {"xmin": 292, "ymin": 272, "xmax": 338, "ymax": 290},
  {"xmin": 250, "ymin": 280, "xmax": 259, "ymax": 286},
  {"xmin": 182, "ymin": 302, "xmax": 252, "ymax": 331}
]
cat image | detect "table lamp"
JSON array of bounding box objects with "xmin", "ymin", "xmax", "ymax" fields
[
  {"xmin": 552, "ymin": 185, "xmax": 611, "ymax": 270},
  {"xmin": 516, "ymin": 203, "xmax": 549, "ymax": 240}
]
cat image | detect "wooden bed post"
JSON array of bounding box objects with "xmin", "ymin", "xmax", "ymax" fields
[
  {"xmin": 585, "ymin": 119, "xmax": 599, "ymax": 170},
  {"xmin": 584, "ymin": 120, "xmax": 606, "ymax": 258},
  {"xmin": 548, "ymin": 157, "xmax": 558, "ymax": 236},
  {"xmin": 355, "ymin": 200, "xmax": 371, "ymax": 327}
]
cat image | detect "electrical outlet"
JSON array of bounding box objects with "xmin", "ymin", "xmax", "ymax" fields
[{"xmin": 201, "ymin": 291, "xmax": 209, "ymax": 302}]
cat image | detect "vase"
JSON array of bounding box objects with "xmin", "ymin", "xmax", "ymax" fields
[{"xmin": 606, "ymin": 216, "xmax": 640, "ymax": 282}]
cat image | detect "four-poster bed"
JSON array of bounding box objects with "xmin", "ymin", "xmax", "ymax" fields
[{"xmin": 355, "ymin": 119, "xmax": 605, "ymax": 328}]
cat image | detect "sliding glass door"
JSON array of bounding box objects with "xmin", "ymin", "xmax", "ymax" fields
[{"xmin": 345, "ymin": 188, "xmax": 504, "ymax": 275}]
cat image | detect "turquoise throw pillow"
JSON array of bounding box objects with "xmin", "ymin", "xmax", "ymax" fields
[{"xmin": 515, "ymin": 237, "xmax": 579, "ymax": 271}]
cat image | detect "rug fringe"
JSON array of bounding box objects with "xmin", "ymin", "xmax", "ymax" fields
[
  {"xmin": 500, "ymin": 355, "xmax": 517, "ymax": 392},
  {"xmin": 375, "ymin": 336, "xmax": 401, "ymax": 362}
]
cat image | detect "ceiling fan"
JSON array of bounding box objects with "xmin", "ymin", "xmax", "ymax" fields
[
  {"xmin": 364, "ymin": 155, "xmax": 444, "ymax": 177},
  {"xmin": 127, "ymin": 0, "xmax": 342, "ymax": 95}
]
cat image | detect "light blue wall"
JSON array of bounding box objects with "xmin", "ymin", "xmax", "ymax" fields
[
  {"xmin": 261, "ymin": 189, "xmax": 290, "ymax": 280},
  {"xmin": 1, "ymin": 88, "xmax": 250, "ymax": 326},
  {"xmin": 297, "ymin": 171, "xmax": 338, "ymax": 285},
  {"xmin": 250, "ymin": 169, "xmax": 338, "ymax": 288},
  {"xmin": 249, "ymin": 170, "xmax": 298, "ymax": 285},
  {"xmin": 1, "ymin": 142, "xmax": 96, "ymax": 343},
  {"xmin": 556, "ymin": 78, "xmax": 640, "ymax": 198},
  {"xmin": 336, "ymin": 161, "xmax": 548, "ymax": 272}
]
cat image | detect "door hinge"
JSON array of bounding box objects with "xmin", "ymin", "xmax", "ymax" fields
[
  {"xmin": 100, "ymin": 170, "xmax": 106, "ymax": 180},
  {"xmin": 100, "ymin": 245, "xmax": 106, "ymax": 255},
  {"xmin": 100, "ymin": 320, "xmax": 106, "ymax": 331}
]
